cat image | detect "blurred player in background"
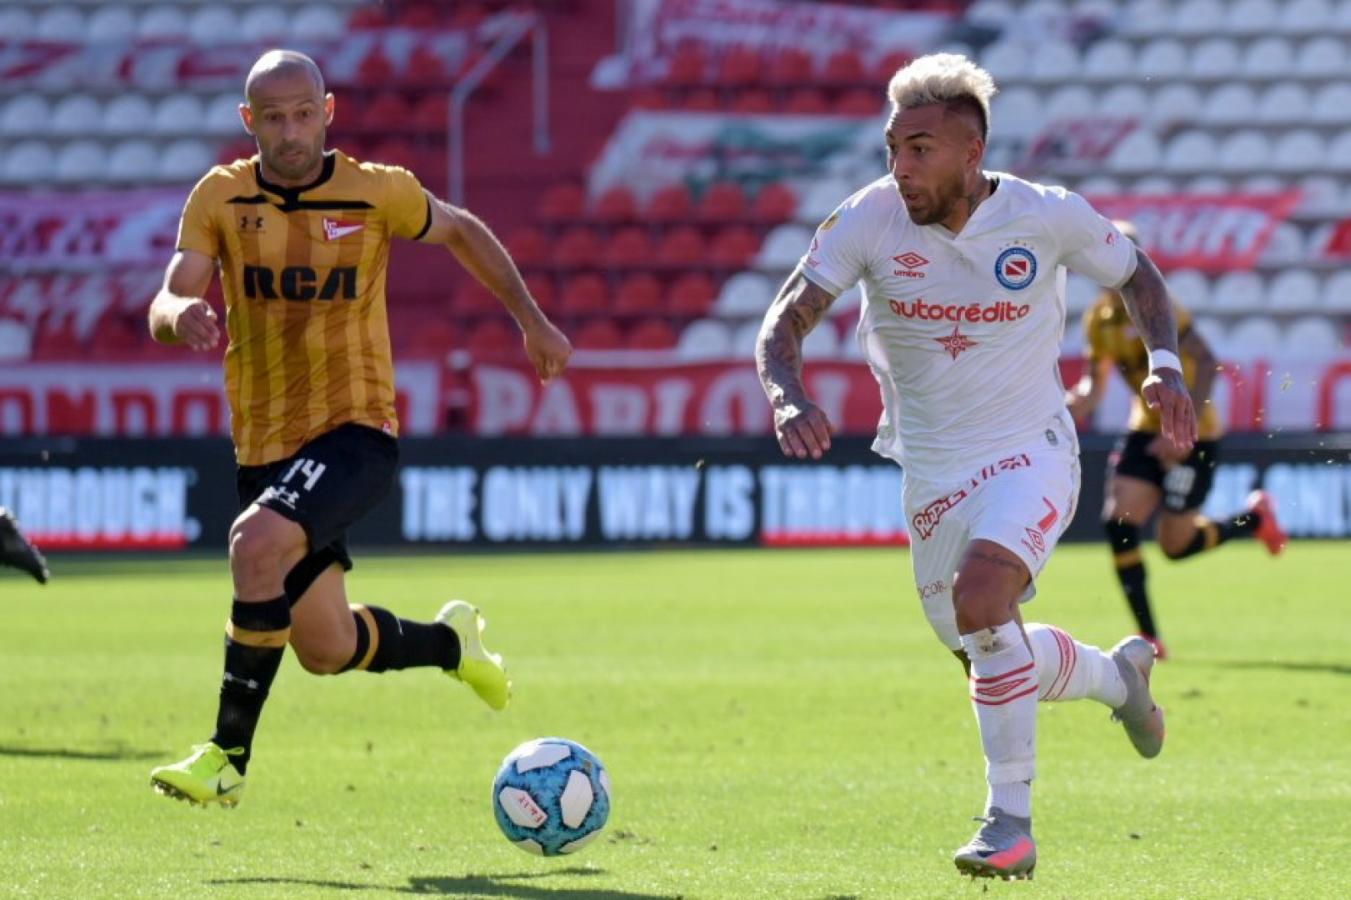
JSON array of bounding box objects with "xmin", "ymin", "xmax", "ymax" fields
[
  {"xmin": 146, "ymin": 50, "xmax": 571, "ymax": 807},
  {"xmin": 0, "ymin": 507, "xmax": 49, "ymax": 584},
  {"xmin": 1067, "ymin": 220, "xmax": 1288, "ymax": 661},
  {"xmin": 757, "ymin": 54, "xmax": 1190, "ymax": 880}
]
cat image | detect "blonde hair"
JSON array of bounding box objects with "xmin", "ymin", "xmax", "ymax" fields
[{"xmin": 886, "ymin": 53, "xmax": 997, "ymax": 140}]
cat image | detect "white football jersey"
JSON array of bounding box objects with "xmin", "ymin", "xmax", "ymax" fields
[{"xmin": 800, "ymin": 172, "xmax": 1136, "ymax": 484}]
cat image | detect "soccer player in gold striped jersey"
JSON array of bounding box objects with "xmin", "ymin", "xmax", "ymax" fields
[{"xmin": 146, "ymin": 50, "xmax": 571, "ymax": 806}]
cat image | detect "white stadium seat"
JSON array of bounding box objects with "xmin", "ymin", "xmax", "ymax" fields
[
  {"xmin": 0, "ymin": 8, "xmax": 35, "ymax": 41},
  {"xmin": 1256, "ymin": 83, "xmax": 1311, "ymax": 125},
  {"xmin": 1335, "ymin": 0, "xmax": 1351, "ymax": 31},
  {"xmin": 1121, "ymin": 0, "xmax": 1173, "ymax": 37},
  {"xmin": 1029, "ymin": 42, "xmax": 1080, "ymax": 82},
  {"xmin": 1076, "ymin": 175, "xmax": 1122, "ymax": 197},
  {"xmin": 1321, "ymin": 270, "xmax": 1351, "ymax": 310},
  {"xmin": 190, "ymin": 7, "xmax": 241, "ymax": 45},
  {"xmin": 1266, "ymin": 270, "xmax": 1321, "ymax": 312},
  {"xmin": 1227, "ymin": 315, "xmax": 1282, "ymax": 352},
  {"xmin": 49, "ymin": 94, "xmax": 102, "ymax": 137},
  {"xmin": 1296, "ymin": 37, "xmax": 1344, "ymax": 76},
  {"xmin": 1190, "ymin": 38, "xmax": 1241, "ymax": 78},
  {"xmin": 1245, "ymin": 37, "xmax": 1294, "ymax": 78},
  {"xmin": 1311, "ymin": 83, "xmax": 1351, "ymax": 124},
  {"xmin": 714, "ymin": 272, "xmax": 776, "ymax": 317},
  {"xmin": 797, "ymin": 179, "xmax": 853, "ymax": 224},
  {"xmin": 1136, "ymin": 39, "xmax": 1188, "ymax": 80},
  {"xmin": 36, "ymin": 6, "xmax": 85, "ymax": 43},
  {"xmin": 1185, "ymin": 174, "xmax": 1231, "ymax": 194},
  {"xmin": 101, "ymin": 95, "xmax": 154, "ymax": 136},
  {"xmin": 1082, "ymin": 39, "xmax": 1133, "ymax": 81},
  {"xmin": 107, "ymin": 140, "xmax": 158, "ymax": 183},
  {"xmin": 205, "ymin": 94, "xmax": 244, "ymax": 136},
  {"xmin": 1167, "ymin": 269, "xmax": 1211, "ymax": 310},
  {"xmin": 1272, "ymin": 130, "xmax": 1324, "ymax": 173},
  {"xmin": 1210, "ymin": 272, "xmax": 1266, "ymax": 312},
  {"xmin": 137, "ymin": 5, "xmax": 190, "ymax": 41},
  {"xmin": 292, "ymin": 5, "xmax": 346, "ymax": 41},
  {"xmin": 1203, "ymin": 84, "xmax": 1257, "ymax": 125},
  {"xmin": 1258, "ymin": 222, "xmax": 1305, "ymax": 266},
  {"xmin": 1107, "ymin": 130, "xmax": 1162, "ymax": 174},
  {"xmin": 1226, "ymin": 0, "xmax": 1279, "ymax": 34},
  {"xmin": 87, "ymin": 5, "xmax": 138, "ymax": 43},
  {"xmin": 1191, "ymin": 317, "xmax": 1228, "ymax": 354},
  {"xmin": 1240, "ymin": 174, "xmax": 1284, "ymax": 193},
  {"xmin": 1046, "ymin": 85, "xmax": 1095, "ymax": 120},
  {"xmin": 992, "ymin": 87, "xmax": 1042, "ymax": 138},
  {"xmin": 1327, "ymin": 130, "xmax": 1351, "ymax": 172},
  {"xmin": 159, "ymin": 139, "xmax": 214, "ymax": 183},
  {"xmin": 1176, "ymin": 0, "xmax": 1225, "ymax": 36},
  {"xmin": 731, "ymin": 319, "xmax": 764, "ymax": 358},
  {"xmin": 0, "ymin": 95, "xmax": 51, "ymax": 137},
  {"xmin": 980, "ymin": 41, "xmax": 1030, "ymax": 82},
  {"xmin": 674, "ymin": 319, "xmax": 733, "ymax": 361},
  {"xmin": 756, "ymin": 224, "xmax": 811, "ymax": 272},
  {"xmin": 1148, "ymin": 84, "xmax": 1203, "ymax": 127},
  {"xmin": 153, "ymin": 95, "xmax": 205, "ymax": 136},
  {"xmin": 1163, "ymin": 130, "xmax": 1218, "ymax": 174},
  {"xmin": 55, "ymin": 140, "xmax": 105, "ymax": 185},
  {"xmin": 1284, "ymin": 316, "xmax": 1342, "ymax": 353},
  {"xmin": 0, "ymin": 141, "xmax": 53, "ymax": 185},
  {"xmin": 1098, "ymin": 84, "xmax": 1150, "ymax": 120},
  {"xmin": 1296, "ymin": 175, "xmax": 1345, "ymax": 215},
  {"xmin": 967, "ymin": 0, "xmax": 1016, "ymax": 26},
  {"xmin": 1218, "ymin": 131, "xmax": 1272, "ymax": 173},
  {"xmin": 1284, "ymin": 0, "xmax": 1334, "ymax": 34},
  {"xmin": 240, "ymin": 7, "xmax": 290, "ymax": 42},
  {"xmin": 1131, "ymin": 175, "xmax": 1177, "ymax": 195}
]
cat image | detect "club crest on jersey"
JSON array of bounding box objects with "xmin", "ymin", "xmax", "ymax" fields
[
  {"xmin": 994, "ymin": 247, "xmax": 1037, "ymax": 290},
  {"xmin": 323, "ymin": 218, "xmax": 364, "ymax": 241}
]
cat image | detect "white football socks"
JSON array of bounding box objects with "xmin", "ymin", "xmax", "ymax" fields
[
  {"xmin": 960, "ymin": 621, "xmax": 1038, "ymax": 818},
  {"xmin": 1025, "ymin": 623, "xmax": 1127, "ymax": 708}
]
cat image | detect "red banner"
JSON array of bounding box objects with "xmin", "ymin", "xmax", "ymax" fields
[{"xmin": 1086, "ymin": 193, "xmax": 1301, "ymax": 271}]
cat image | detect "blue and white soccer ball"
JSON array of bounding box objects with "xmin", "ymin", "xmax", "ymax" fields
[{"xmin": 492, "ymin": 737, "xmax": 611, "ymax": 856}]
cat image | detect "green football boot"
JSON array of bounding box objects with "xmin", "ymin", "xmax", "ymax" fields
[{"xmin": 437, "ymin": 600, "xmax": 511, "ymax": 711}]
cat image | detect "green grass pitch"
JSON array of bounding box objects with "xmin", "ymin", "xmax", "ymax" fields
[{"xmin": 0, "ymin": 543, "xmax": 1347, "ymax": 898}]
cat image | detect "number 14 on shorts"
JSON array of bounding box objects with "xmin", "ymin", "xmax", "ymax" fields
[{"xmin": 281, "ymin": 458, "xmax": 327, "ymax": 491}]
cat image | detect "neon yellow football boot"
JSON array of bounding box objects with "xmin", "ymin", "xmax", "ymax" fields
[
  {"xmin": 150, "ymin": 743, "xmax": 245, "ymax": 807},
  {"xmin": 436, "ymin": 600, "xmax": 511, "ymax": 711}
]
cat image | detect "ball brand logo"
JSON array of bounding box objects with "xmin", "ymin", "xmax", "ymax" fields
[
  {"xmin": 510, "ymin": 792, "xmax": 548, "ymax": 827},
  {"xmin": 888, "ymin": 298, "xmax": 1031, "ymax": 323},
  {"xmin": 892, "ymin": 251, "xmax": 929, "ymax": 278}
]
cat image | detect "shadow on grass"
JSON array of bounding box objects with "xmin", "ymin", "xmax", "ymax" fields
[
  {"xmin": 1202, "ymin": 659, "xmax": 1351, "ymax": 677},
  {"xmin": 0, "ymin": 743, "xmax": 163, "ymax": 761},
  {"xmin": 207, "ymin": 869, "xmax": 681, "ymax": 898}
]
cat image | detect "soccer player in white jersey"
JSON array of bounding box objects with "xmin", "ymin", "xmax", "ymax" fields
[{"xmin": 756, "ymin": 54, "xmax": 1196, "ymax": 880}]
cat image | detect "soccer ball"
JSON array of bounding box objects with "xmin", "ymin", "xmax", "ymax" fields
[{"xmin": 492, "ymin": 737, "xmax": 611, "ymax": 856}]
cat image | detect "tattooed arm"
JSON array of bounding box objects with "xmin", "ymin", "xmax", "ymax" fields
[
  {"xmin": 1117, "ymin": 247, "xmax": 1198, "ymax": 451},
  {"xmin": 756, "ymin": 268, "xmax": 838, "ymax": 459}
]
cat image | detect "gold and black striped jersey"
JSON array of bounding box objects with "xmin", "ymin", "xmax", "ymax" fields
[
  {"xmin": 176, "ymin": 150, "xmax": 432, "ymax": 465},
  {"xmin": 1083, "ymin": 292, "xmax": 1221, "ymax": 440}
]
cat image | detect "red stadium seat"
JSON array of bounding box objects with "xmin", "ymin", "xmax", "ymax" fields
[
  {"xmin": 784, "ymin": 89, "xmax": 829, "ymax": 115},
  {"xmin": 750, "ymin": 183, "xmax": 797, "ymax": 224},
  {"xmin": 716, "ymin": 47, "xmax": 763, "ymax": 87},
  {"xmin": 681, "ymin": 89, "xmax": 720, "ymax": 112},
  {"xmin": 405, "ymin": 320, "xmax": 458, "ymax": 358},
  {"xmin": 365, "ymin": 93, "xmax": 413, "ymax": 134},
  {"xmin": 627, "ymin": 318, "xmax": 678, "ymax": 350},
  {"xmin": 766, "ymin": 49, "xmax": 814, "ymax": 86},
  {"xmin": 505, "ymin": 227, "xmax": 548, "ymax": 268},
  {"xmin": 560, "ymin": 273, "xmax": 609, "ymax": 315},
  {"xmin": 875, "ymin": 51, "xmax": 914, "ymax": 82},
  {"xmin": 821, "ymin": 50, "xmax": 866, "ymax": 87},
  {"xmin": 614, "ymin": 274, "xmax": 663, "ymax": 315},
  {"xmin": 668, "ymin": 45, "xmax": 707, "ymax": 87},
  {"xmin": 348, "ymin": 6, "xmax": 389, "ymax": 29},
  {"xmin": 592, "ymin": 186, "xmax": 638, "ymax": 224},
  {"xmin": 647, "ymin": 185, "xmax": 694, "ymax": 223},
  {"xmin": 551, "ymin": 227, "xmax": 602, "ymax": 268},
  {"xmin": 537, "ymin": 182, "xmax": 585, "ymax": 223},
  {"xmin": 368, "ymin": 139, "xmax": 418, "ymax": 172},
  {"xmin": 406, "ymin": 47, "xmax": 448, "ymax": 87},
  {"xmin": 709, "ymin": 226, "xmax": 760, "ymax": 268},
  {"xmin": 631, "ymin": 89, "xmax": 670, "ymax": 110},
  {"xmin": 838, "ymin": 88, "xmax": 882, "ymax": 117},
  {"xmin": 398, "ymin": 5, "xmax": 444, "ymax": 29},
  {"xmin": 697, "ymin": 182, "xmax": 747, "ymax": 223},
  {"xmin": 604, "ymin": 228, "xmax": 654, "ymax": 269},
  {"xmin": 454, "ymin": 280, "xmax": 501, "ymax": 316},
  {"xmin": 413, "ymin": 94, "xmax": 448, "ymax": 133},
  {"xmin": 465, "ymin": 319, "xmax": 517, "ymax": 356},
  {"xmin": 667, "ymin": 272, "xmax": 716, "ymax": 316},
  {"xmin": 656, "ymin": 226, "xmax": 707, "ymax": 267},
  {"xmin": 730, "ymin": 90, "xmax": 774, "ymax": 114},
  {"xmin": 523, "ymin": 274, "xmax": 557, "ymax": 313},
  {"xmin": 358, "ymin": 50, "xmax": 397, "ymax": 84},
  {"xmin": 573, "ymin": 319, "xmax": 624, "ymax": 350}
]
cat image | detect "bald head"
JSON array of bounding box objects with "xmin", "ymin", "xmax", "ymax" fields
[{"xmin": 245, "ymin": 50, "xmax": 325, "ymax": 102}]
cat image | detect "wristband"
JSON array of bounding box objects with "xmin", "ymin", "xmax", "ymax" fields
[{"xmin": 1148, "ymin": 348, "xmax": 1182, "ymax": 373}]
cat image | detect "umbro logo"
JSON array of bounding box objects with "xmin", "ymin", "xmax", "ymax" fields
[
  {"xmin": 892, "ymin": 251, "xmax": 929, "ymax": 278},
  {"xmin": 323, "ymin": 218, "xmax": 364, "ymax": 241}
]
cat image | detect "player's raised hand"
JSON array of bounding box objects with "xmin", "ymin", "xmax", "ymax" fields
[
  {"xmin": 522, "ymin": 317, "xmax": 572, "ymax": 383},
  {"xmin": 172, "ymin": 298, "xmax": 220, "ymax": 351},
  {"xmin": 773, "ymin": 400, "xmax": 833, "ymax": 460},
  {"xmin": 1141, "ymin": 367, "xmax": 1196, "ymax": 454}
]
